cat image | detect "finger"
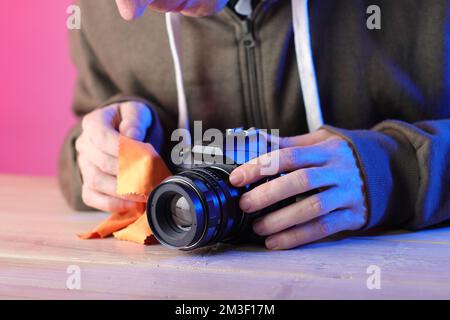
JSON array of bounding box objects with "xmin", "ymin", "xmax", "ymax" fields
[
  {"xmin": 119, "ymin": 102, "xmax": 152, "ymax": 141},
  {"xmin": 230, "ymin": 145, "xmax": 330, "ymax": 187},
  {"xmin": 253, "ymin": 187, "xmax": 353, "ymax": 236},
  {"xmin": 81, "ymin": 162, "xmax": 119, "ymax": 198},
  {"xmin": 81, "ymin": 186, "xmax": 137, "ymax": 213},
  {"xmin": 82, "ymin": 104, "xmax": 120, "ymax": 157},
  {"xmin": 265, "ymin": 209, "xmax": 365, "ymax": 250},
  {"xmin": 77, "ymin": 152, "xmax": 89, "ymax": 173},
  {"xmin": 280, "ymin": 129, "xmax": 332, "ymax": 148},
  {"xmin": 148, "ymin": 0, "xmax": 186, "ymax": 12},
  {"xmin": 79, "ymin": 155, "xmax": 147, "ymax": 203},
  {"xmin": 80, "ymin": 138, "xmax": 119, "ymax": 176},
  {"xmin": 75, "ymin": 133, "xmax": 88, "ymax": 154},
  {"xmin": 76, "ymin": 133, "xmax": 118, "ymax": 176},
  {"xmin": 88, "ymin": 148, "xmax": 119, "ymax": 177},
  {"xmin": 239, "ymin": 167, "xmax": 337, "ymax": 213}
]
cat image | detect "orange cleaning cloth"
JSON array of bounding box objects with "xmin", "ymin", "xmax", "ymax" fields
[{"xmin": 78, "ymin": 135, "xmax": 172, "ymax": 244}]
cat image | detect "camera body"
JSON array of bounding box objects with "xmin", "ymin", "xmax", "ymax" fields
[{"xmin": 146, "ymin": 128, "xmax": 288, "ymax": 250}]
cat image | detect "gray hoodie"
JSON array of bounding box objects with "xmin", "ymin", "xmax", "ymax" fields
[{"xmin": 59, "ymin": 0, "xmax": 450, "ymax": 231}]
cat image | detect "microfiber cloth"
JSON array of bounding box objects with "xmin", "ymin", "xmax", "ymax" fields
[{"xmin": 78, "ymin": 135, "xmax": 172, "ymax": 245}]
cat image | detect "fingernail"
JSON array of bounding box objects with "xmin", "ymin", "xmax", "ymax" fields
[
  {"xmin": 266, "ymin": 237, "xmax": 279, "ymax": 250},
  {"xmin": 239, "ymin": 194, "xmax": 252, "ymax": 212},
  {"xmin": 229, "ymin": 170, "xmax": 244, "ymax": 186}
]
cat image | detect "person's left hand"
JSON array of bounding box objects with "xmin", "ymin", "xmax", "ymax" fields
[{"xmin": 229, "ymin": 129, "xmax": 367, "ymax": 250}]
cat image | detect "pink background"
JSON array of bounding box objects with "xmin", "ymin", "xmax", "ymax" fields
[{"xmin": 0, "ymin": 1, "xmax": 77, "ymax": 176}]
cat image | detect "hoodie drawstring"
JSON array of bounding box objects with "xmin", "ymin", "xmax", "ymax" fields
[
  {"xmin": 165, "ymin": 0, "xmax": 324, "ymax": 137},
  {"xmin": 165, "ymin": 13, "xmax": 191, "ymax": 140},
  {"xmin": 291, "ymin": 0, "xmax": 324, "ymax": 132}
]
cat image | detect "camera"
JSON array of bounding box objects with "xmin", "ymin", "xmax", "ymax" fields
[{"xmin": 146, "ymin": 128, "xmax": 294, "ymax": 250}]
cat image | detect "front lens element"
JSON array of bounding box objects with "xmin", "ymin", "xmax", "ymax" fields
[{"xmin": 170, "ymin": 195, "xmax": 193, "ymax": 231}]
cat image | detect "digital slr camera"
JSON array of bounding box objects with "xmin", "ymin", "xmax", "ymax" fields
[{"xmin": 146, "ymin": 128, "xmax": 294, "ymax": 250}]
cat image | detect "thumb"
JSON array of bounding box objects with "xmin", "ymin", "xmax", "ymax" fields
[{"xmin": 118, "ymin": 101, "xmax": 153, "ymax": 141}]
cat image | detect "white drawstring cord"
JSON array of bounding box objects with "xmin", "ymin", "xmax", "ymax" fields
[
  {"xmin": 166, "ymin": 1, "xmax": 324, "ymax": 136},
  {"xmin": 292, "ymin": 0, "xmax": 324, "ymax": 132},
  {"xmin": 165, "ymin": 12, "xmax": 191, "ymax": 144}
]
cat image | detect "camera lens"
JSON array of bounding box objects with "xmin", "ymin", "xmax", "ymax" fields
[
  {"xmin": 169, "ymin": 195, "xmax": 193, "ymax": 231},
  {"xmin": 147, "ymin": 165, "xmax": 248, "ymax": 250}
]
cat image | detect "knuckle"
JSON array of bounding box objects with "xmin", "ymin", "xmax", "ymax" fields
[
  {"xmin": 279, "ymin": 136, "xmax": 290, "ymax": 148},
  {"xmin": 81, "ymin": 187, "xmax": 93, "ymax": 207},
  {"xmin": 268, "ymin": 213, "xmax": 284, "ymax": 231},
  {"xmin": 289, "ymin": 231, "xmax": 305, "ymax": 248},
  {"xmin": 344, "ymin": 189, "xmax": 360, "ymax": 208},
  {"xmin": 337, "ymin": 167, "xmax": 359, "ymax": 190},
  {"xmin": 84, "ymin": 170, "xmax": 100, "ymax": 190},
  {"xmin": 276, "ymin": 234, "xmax": 290, "ymax": 249},
  {"xmin": 349, "ymin": 211, "xmax": 367, "ymax": 230},
  {"xmin": 98, "ymin": 157, "xmax": 112, "ymax": 173},
  {"xmin": 77, "ymin": 157, "xmax": 87, "ymax": 173},
  {"xmin": 307, "ymin": 195, "xmax": 324, "ymax": 215},
  {"xmin": 75, "ymin": 136, "xmax": 83, "ymax": 152},
  {"xmin": 81, "ymin": 116, "xmax": 88, "ymax": 130},
  {"xmin": 91, "ymin": 173, "xmax": 102, "ymax": 190},
  {"xmin": 81, "ymin": 112, "xmax": 94, "ymax": 130},
  {"xmin": 82, "ymin": 173, "xmax": 92, "ymax": 189},
  {"xmin": 327, "ymin": 139, "xmax": 347, "ymax": 153},
  {"xmin": 293, "ymin": 169, "xmax": 311, "ymax": 191},
  {"xmin": 256, "ymin": 187, "xmax": 273, "ymax": 206},
  {"xmin": 282, "ymin": 148, "xmax": 297, "ymax": 169},
  {"xmin": 279, "ymin": 230, "xmax": 307, "ymax": 249},
  {"xmin": 260, "ymin": 152, "xmax": 275, "ymax": 169},
  {"xmin": 317, "ymin": 217, "xmax": 333, "ymax": 235},
  {"xmin": 78, "ymin": 153, "xmax": 88, "ymax": 168}
]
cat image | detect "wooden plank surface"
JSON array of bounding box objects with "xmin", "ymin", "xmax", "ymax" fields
[{"xmin": 0, "ymin": 175, "xmax": 449, "ymax": 299}]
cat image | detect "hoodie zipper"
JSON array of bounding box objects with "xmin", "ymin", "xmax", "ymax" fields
[{"xmin": 242, "ymin": 19, "xmax": 264, "ymax": 128}]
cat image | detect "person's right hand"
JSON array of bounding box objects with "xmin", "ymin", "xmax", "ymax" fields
[
  {"xmin": 75, "ymin": 101, "xmax": 153, "ymax": 213},
  {"xmin": 115, "ymin": 0, "xmax": 229, "ymax": 20}
]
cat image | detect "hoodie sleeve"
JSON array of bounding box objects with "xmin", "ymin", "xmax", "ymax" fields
[
  {"xmin": 58, "ymin": 24, "xmax": 164, "ymax": 211},
  {"xmin": 324, "ymin": 119, "xmax": 450, "ymax": 230},
  {"xmin": 321, "ymin": 1, "xmax": 450, "ymax": 230}
]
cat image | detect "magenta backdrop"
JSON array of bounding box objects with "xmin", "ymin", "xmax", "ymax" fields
[{"xmin": 0, "ymin": 1, "xmax": 77, "ymax": 176}]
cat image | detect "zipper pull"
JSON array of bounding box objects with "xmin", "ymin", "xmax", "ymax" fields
[{"xmin": 242, "ymin": 19, "xmax": 255, "ymax": 48}]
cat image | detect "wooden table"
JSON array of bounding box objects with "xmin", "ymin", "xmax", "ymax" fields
[{"xmin": 0, "ymin": 175, "xmax": 449, "ymax": 300}]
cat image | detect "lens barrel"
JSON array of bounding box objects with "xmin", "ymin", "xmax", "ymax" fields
[{"xmin": 147, "ymin": 165, "xmax": 249, "ymax": 250}]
